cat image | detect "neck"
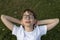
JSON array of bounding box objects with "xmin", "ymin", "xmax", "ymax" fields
[{"xmin": 24, "ymin": 25, "xmax": 34, "ymax": 32}]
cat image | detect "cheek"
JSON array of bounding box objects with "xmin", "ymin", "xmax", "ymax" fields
[
  {"xmin": 30, "ymin": 20, "xmax": 35, "ymax": 24},
  {"xmin": 21, "ymin": 19, "xmax": 25, "ymax": 24},
  {"xmin": 31, "ymin": 20, "xmax": 37, "ymax": 24},
  {"xmin": 22, "ymin": 20, "xmax": 25, "ymax": 24}
]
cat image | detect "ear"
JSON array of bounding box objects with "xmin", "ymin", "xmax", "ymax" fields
[
  {"xmin": 34, "ymin": 19, "xmax": 38, "ymax": 26},
  {"xmin": 34, "ymin": 19, "xmax": 37, "ymax": 24}
]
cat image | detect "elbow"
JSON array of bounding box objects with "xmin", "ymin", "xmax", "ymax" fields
[
  {"xmin": 1, "ymin": 15, "xmax": 6, "ymax": 19},
  {"xmin": 55, "ymin": 18, "xmax": 59, "ymax": 24}
]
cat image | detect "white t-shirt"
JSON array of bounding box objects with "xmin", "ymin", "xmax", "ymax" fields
[{"xmin": 12, "ymin": 25, "xmax": 47, "ymax": 40}]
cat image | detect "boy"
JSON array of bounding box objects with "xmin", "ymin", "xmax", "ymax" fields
[{"xmin": 1, "ymin": 9, "xmax": 59, "ymax": 40}]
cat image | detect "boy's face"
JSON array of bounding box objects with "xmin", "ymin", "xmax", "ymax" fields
[{"xmin": 21, "ymin": 11, "xmax": 36, "ymax": 27}]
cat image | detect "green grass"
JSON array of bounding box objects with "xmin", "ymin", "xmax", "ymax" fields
[{"xmin": 0, "ymin": 0, "xmax": 60, "ymax": 40}]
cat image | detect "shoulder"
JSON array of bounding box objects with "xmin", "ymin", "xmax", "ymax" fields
[
  {"xmin": 12, "ymin": 24, "xmax": 24, "ymax": 36},
  {"xmin": 36, "ymin": 25, "xmax": 47, "ymax": 35},
  {"xmin": 36, "ymin": 25, "xmax": 47, "ymax": 29}
]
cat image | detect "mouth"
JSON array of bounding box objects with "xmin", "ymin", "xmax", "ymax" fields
[{"xmin": 25, "ymin": 21, "xmax": 31, "ymax": 23}]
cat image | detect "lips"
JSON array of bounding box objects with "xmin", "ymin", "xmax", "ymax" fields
[{"xmin": 25, "ymin": 21, "xmax": 31, "ymax": 23}]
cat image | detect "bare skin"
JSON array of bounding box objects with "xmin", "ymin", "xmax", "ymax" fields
[{"xmin": 0, "ymin": 11, "xmax": 59, "ymax": 32}]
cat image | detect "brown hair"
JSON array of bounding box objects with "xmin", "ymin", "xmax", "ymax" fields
[{"xmin": 21, "ymin": 9, "xmax": 37, "ymax": 19}]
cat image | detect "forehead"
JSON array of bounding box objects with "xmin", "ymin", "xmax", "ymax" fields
[{"xmin": 23, "ymin": 11, "xmax": 33, "ymax": 15}]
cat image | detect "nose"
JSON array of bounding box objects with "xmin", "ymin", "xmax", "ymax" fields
[{"xmin": 26, "ymin": 16, "xmax": 30, "ymax": 20}]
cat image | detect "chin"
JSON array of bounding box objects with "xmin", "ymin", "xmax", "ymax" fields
[{"xmin": 25, "ymin": 24, "xmax": 31, "ymax": 26}]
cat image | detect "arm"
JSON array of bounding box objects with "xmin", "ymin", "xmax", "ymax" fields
[
  {"xmin": 36, "ymin": 18, "xmax": 59, "ymax": 31},
  {"xmin": 1, "ymin": 14, "xmax": 21, "ymax": 31}
]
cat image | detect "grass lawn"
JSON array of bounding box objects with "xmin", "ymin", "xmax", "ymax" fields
[{"xmin": 0, "ymin": 0, "xmax": 60, "ymax": 40}]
